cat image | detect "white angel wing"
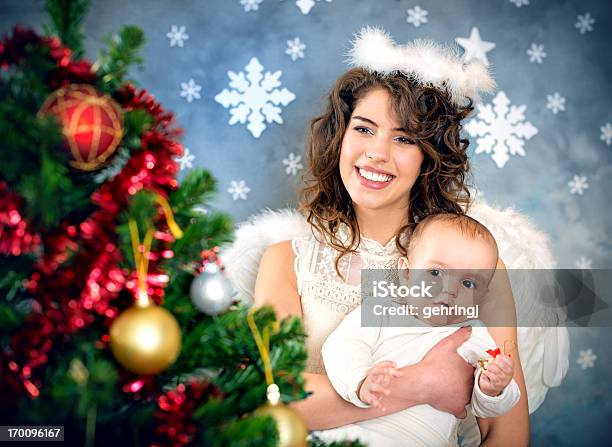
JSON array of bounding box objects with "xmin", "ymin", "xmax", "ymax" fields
[
  {"xmin": 219, "ymin": 208, "xmax": 310, "ymax": 307},
  {"xmin": 220, "ymin": 202, "xmax": 569, "ymax": 443},
  {"xmin": 467, "ymin": 201, "xmax": 569, "ymax": 411},
  {"xmin": 458, "ymin": 201, "xmax": 570, "ymax": 446}
]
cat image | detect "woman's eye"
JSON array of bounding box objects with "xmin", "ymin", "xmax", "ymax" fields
[
  {"xmin": 462, "ymin": 279, "xmax": 476, "ymax": 289},
  {"xmin": 396, "ymin": 136, "xmax": 416, "ymax": 145},
  {"xmin": 354, "ymin": 126, "xmax": 372, "ymax": 135}
]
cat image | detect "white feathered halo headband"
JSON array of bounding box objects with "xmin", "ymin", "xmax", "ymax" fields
[{"xmin": 347, "ymin": 27, "xmax": 496, "ymax": 106}]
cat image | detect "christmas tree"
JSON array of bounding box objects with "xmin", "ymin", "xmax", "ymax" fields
[{"xmin": 0, "ymin": 1, "xmax": 362, "ymax": 445}]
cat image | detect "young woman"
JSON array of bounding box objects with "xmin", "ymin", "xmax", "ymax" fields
[{"xmin": 254, "ymin": 28, "xmax": 529, "ymax": 445}]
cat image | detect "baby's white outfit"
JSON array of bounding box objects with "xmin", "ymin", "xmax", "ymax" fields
[
  {"xmin": 292, "ymin": 225, "xmax": 519, "ymax": 446},
  {"xmin": 318, "ymin": 308, "xmax": 521, "ymax": 446}
]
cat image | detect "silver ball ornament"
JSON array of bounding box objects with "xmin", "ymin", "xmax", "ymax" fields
[{"xmin": 190, "ymin": 264, "xmax": 234, "ymax": 315}]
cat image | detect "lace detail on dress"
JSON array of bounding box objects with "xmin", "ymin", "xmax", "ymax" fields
[{"xmin": 292, "ymin": 225, "xmax": 405, "ymax": 373}]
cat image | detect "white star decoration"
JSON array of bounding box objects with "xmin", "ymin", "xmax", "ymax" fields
[
  {"xmin": 406, "ymin": 6, "xmax": 428, "ymax": 27},
  {"xmin": 575, "ymin": 256, "xmax": 593, "ymax": 269},
  {"xmin": 282, "ymin": 152, "xmax": 303, "ymax": 176},
  {"xmin": 180, "ymin": 79, "xmax": 202, "ymax": 103},
  {"xmin": 175, "ymin": 147, "xmax": 195, "ymax": 170},
  {"xmin": 465, "ymin": 91, "xmax": 538, "ymax": 168},
  {"xmin": 166, "ymin": 25, "xmax": 189, "ymax": 47},
  {"xmin": 600, "ymin": 123, "xmax": 612, "ymax": 146},
  {"xmin": 568, "ymin": 175, "xmax": 589, "ymax": 195},
  {"xmin": 546, "ymin": 92, "xmax": 566, "ymax": 114},
  {"xmin": 575, "ymin": 13, "xmax": 595, "ymax": 34},
  {"xmin": 215, "ymin": 57, "xmax": 296, "ymax": 138},
  {"xmin": 241, "ymin": 0, "xmax": 263, "ymax": 12},
  {"xmin": 527, "ymin": 43, "xmax": 546, "ymax": 64},
  {"xmin": 286, "ymin": 37, "xmax": 306, "ymax": 61},
  {"xmin": 228, "ymin": 180, "xmax": 251, "ymax": 200},
  {"xmin": 295, "ymin": 0, "xmax": 332, "ymax": 15},
  {"xmin": 455, "ymin": 27, "xmax": 496, "ymax": 66},
  {"xmin": 576, "ymin": 349, "xmax": 597, "ymax": 370}
]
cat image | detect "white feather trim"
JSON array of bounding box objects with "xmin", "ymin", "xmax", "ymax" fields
[
  {"xmin": 346, "ymin": 26, "xmax": 496, "ymax": 105},
  {"xmin": 219, "ymin": 208, "xmax": 310, "ymax": 306}
]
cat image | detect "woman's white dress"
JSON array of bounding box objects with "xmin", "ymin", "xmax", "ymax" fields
[{"xmin": 292, "ymin": 225, "xmax": 401, "ymax": 375}]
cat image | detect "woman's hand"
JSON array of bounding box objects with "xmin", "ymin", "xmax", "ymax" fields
[{"xmin": 403, "ymin": 326, "xmax": 475, "ymax": 418}]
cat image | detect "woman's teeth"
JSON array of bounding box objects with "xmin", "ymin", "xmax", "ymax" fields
[{"xmin": 358, "ymin": 168, "xmax": 393, "ymax": 183}]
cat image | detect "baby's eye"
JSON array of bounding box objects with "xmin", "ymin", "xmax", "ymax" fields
[
  {"xmin": 395, "ymin": 136, "xmax": 416, "ymax": 145},
  {"xmin": 354, "ymin": 126, "xmax": 373, "ymax": 135},
  {"xmin": 428, "ymin": 269, "xmax": 441, "ymax": 277},
  {"xmin": 462, "ymin": 279, "xmax": 476, "ymax": 289}
]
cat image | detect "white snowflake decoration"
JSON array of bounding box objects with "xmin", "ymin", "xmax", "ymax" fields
[
  {"xmin": 527, "ymin": 43, "xmax": 546, "ymax": 64},
  {"xmin": 575, "ymin": 256, "xmax": 593, "ymax": 269},
  {"xmin": 600, "ymin": 123, "xmax": 612, "ymax": 146},
  {"xmin": 215, "ymin": 57, "xmax": 296, "ymax": 138},
  {"xmin": 282, "ymin": 152, "xmax": 303, "ymax": 176},
  {"xmin": 166, "ymin": 25, "xmax": 189, "ymax": 47},
  {"xmin": 455, "ymin": 27, "xmax": 496, "ymax": 66},
  {"xmin": 509, "ymin": 0, "xmax": 529, "ymax": 7},
  {"xmin": 286, "ymin": 37, "xmax": 306, "ymax": 61},
  {"xmin": 406, "ymin": 6, "xmax": 428, "ymax": 27},
  {"xmin": 228, "ymin": 180, "xmax": 251, "ymax": 200},
  {"xmin": 295, "ymin": 0, "xmax": 332, "ymax": 15},
  {"xmin": 241, "ymin": 0, "xmax": 263, "ymax": 12},
  {"xmin": 465, "ymin": 91, "xmax": 538, "ymax": 168},
  {"xmin": 175, "ymin": 147, "xmax": 195, "ymax": 171},
  {"xmin": 568, "ymin": 175, "xmax": 589, "ymax": 195},
  {"xmin": 546, "ymin": 92, "xmax": 566, "ymax": 114},
  {"xmin": 576, "ymin": 349, "xmax": 597, "ymax": 370},
  {"xmin": 180, "ymin": 79, "xmax": 202, "ymax": 103},
  {"xmin": 575, "ymin": 13, "xmax": 595, "ymax": 34}
]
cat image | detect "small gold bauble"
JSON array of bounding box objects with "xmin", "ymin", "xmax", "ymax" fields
[
  {"xmin": 254, "ymin": 384, "xmax": 308, "ymax": 447},
  {"xmin": 109, "ymin": 303, "xmax": 181, "ymax": 374}
]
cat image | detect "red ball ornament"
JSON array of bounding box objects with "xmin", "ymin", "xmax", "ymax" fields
[{"xmin": 38, "ymin": 84, "xmax": 124, "ymax": 171}]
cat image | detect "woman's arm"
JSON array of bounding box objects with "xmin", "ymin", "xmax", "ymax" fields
[
  {"xmin": 254, "ymin": 241, "xmax": 422, "ymax": 428},
  {"xmin": 254, "ymin": 241, "xmax": 475, "ymax": 430},
  {"xmin": 477, "ymin": 258, "xmax": 530, "ymax": 446}
]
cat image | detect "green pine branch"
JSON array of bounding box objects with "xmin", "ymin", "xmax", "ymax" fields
[
  {"xmin": 44, "ymin": 0, "xmax": 90, "ymax": 58},
  {"xmin": 96, "ymin": 26, "xmax": 145, "ymax": 94},
  {"xmin": 170, "ymin": 306, "xmax": 308, "ymax": 410}
]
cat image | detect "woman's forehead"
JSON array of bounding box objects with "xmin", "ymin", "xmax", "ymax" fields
[{"xmin": 352, "ymin": 88, "xmax": 402, "ymax": 128}]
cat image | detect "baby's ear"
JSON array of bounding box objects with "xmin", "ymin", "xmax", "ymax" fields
[{"xmin": 397, "ymin": 257, "xmax": 409, "ymax": 270}]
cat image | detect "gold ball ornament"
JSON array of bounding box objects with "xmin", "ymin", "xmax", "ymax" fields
[
  {"xmin": 109, "ymin": 302, "xmax": 181, "ymax": 375},
  {"xmin": 254, "ymin": 384, "xmax": 308, "ymax": 447}
]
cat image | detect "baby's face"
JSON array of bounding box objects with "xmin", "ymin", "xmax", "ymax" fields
[{"xmin": 398, "ymin": 222, "xmax": 498, "ymax": 325}]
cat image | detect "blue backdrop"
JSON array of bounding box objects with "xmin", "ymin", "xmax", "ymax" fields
[{"xmin": 2, "ymin": 0, "xmax": 611, "ymax": 445}]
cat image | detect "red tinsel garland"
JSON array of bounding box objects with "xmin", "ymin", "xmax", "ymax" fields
[
  {"xmin": 0, "ymin": 181, "xmax": 41, "ymax": 256},
  {"xmin": 0, "ymin": 26, "xmax": 185, "ymax": 408},
  {"xmin": 151, "ymin": 380, "xmax": 223, "ymax": 447}
]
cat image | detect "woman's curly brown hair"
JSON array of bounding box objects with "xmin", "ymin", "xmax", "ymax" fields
[{"xmin": 299, "ymin": 68, "xmax": 474, "ymax": 277}]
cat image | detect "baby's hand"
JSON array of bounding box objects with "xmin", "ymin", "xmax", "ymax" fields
[
  {"xmin": 479, "ymin": 354, "xmax": 514, "ymax": 397},
  {"xmin": 357, "ymin": 361, "xmax": 403, "ymax": 411}
]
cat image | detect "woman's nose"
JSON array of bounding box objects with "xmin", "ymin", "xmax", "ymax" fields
[{"xmin": 364, "ymin": 137, "xmax": 390, "ymax": 162}]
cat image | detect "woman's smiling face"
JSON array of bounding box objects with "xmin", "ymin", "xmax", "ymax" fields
[{"xmin": 339, "ymin": 87, "xmax": 424, "ymax": 215}]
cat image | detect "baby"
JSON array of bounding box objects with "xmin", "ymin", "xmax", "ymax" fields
[{"xmin": 317, "ymin": 213, "xmax": 520, "ymax": 447}]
